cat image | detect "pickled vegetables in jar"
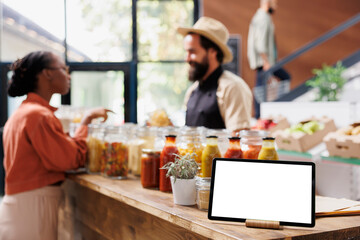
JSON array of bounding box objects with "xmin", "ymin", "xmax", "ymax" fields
[
  {"xmin": 102, "ymin": 126, "xmax": 129, "ymax": 179},
  {"xmin": 177, "ymin": 127, "xmax": 204, "ymax": 176}
]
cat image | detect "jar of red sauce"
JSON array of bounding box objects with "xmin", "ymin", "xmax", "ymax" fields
[
  {"xmin": 239, "ymin": 130, "xmax": 267, "ymax": 159},
  {"xmin": 141, "ymin": 149, "xmax": 160, "ymax": 188},
  {"xmin": 160, "ymin": 135, "xmax": 179, "ymax": 192},
  {"xmin": 224, "ymin": 137, "xmax": 243, "ymax": 159}
]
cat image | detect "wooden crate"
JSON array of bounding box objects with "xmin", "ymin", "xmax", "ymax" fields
[{"xmin": 272, "ymin": 117, "xmax": 337, "ymax": 152}]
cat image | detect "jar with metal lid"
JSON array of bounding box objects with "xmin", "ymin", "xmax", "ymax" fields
[
  {"xmin": 86, "ymin": 124, "xmax": 105, "ymax": 174},
  {"xmin": 239, "ymin": 130, "xmax": 268, "ymax": 159},
  {"xmin": 196, "ymin": 177, "xmax": 211, "ymax": 211},
  {"xmin": 141, "ymin": 149, "xmax": 160, "ymax": 188},
  {"xmin": 102, "ymin": 125, "xmax": 129, "ymax": 179}
]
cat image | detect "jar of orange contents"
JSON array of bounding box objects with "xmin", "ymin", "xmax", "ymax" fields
[
  {"xmin": 160, "ymin": 135, "xmax": 179, "ymax": 192},
  {"xmin": 239, "ymin": 130, "xmax": 267, "ymax": 159},
  {"xmin": 177, "ymin": 127, "xmax": 204, "ymax": 176},
  {"xmin": 224, "ymin": 137, "xmax": 243, "ymax": 159},
  {"xmin": 141, "ymin": 149, "xmax": 160, "ymax": 188}
]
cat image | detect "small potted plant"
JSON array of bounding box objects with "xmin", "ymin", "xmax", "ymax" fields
[{"xmin": 161, "ymin": 153, "xmax": 199, "ymax": 205}]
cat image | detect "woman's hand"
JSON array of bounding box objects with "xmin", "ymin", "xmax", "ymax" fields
[{"xmin": 81, "ymin": 107, "xmax": 113, "ymax": 125}]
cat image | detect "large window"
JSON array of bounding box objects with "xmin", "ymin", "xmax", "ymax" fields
[{"xmin": 0, "ymin": 0, "xmax": 197, "ymax": 126}]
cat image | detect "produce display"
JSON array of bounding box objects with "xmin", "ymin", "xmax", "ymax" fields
[
  {"xmin": 324, "ymin": 122, "xmax": 360, "ymax": 159},
  {"xmin": 252, "ymin": 119, "xmax": 277, "ymax": 130},
  {"xmin": 272, "ymin": 117, "xmax": 337, "ymax": 152},
  {"xmin": 285, "ymin": 120, "xmax": 324, "ymax": 135},
  {"xmin": 102, "ymin": 141, "xmax": 128, "ymax": 178},
  {"xmin": 336, "ymin": 123, "xmax": 360, "ymax": 136}
]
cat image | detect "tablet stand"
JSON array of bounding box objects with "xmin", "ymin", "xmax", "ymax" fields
[{"xmin": 245, "ymin": 219, "xmax": 281, "ymax": 229}]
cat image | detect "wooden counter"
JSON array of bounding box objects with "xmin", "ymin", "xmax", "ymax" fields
[{"xmin": 59, "ymin": 173, "xmax": 360, "ymax": 240}]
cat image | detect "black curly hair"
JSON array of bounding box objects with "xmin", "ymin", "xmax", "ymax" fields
[{"xmin": 7, "ymin": 51, "xmax": 54, "ymax": 97}]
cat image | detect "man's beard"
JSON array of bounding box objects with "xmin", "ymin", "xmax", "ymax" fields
[{"xmin": 188, "ymin": 56, "xmax": 209, "ymax": 82}]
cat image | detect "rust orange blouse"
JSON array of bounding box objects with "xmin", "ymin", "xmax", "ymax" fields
[{"xmin": 3, "ymin": 93, "xmax": 88, "ymax": 195}]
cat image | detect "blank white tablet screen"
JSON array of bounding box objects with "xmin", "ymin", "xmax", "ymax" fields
[{"xmin": 211, "ymin": 161, "xmax": 313, "ymax": 224}]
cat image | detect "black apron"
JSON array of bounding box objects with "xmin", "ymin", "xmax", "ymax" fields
[{"xmin": 185, "ymin": 67, "xmax": 225, "ymax": 129}]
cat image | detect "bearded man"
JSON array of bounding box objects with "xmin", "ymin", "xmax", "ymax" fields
[{"xmin": 178, "ymin": 17, "xmax": 252, "ymax": 133}]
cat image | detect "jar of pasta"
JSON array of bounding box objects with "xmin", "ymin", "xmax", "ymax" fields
[
  {"xmin": 86, "ymin": 124, "xmax": 105, "ymax": 174},
  {"xmin": 102, "ymin": 126, "xmax": 129, "ymax": 179},
  {"xmin": 239, "ymin": 130, "xmax": 267, "ymax": 159}
]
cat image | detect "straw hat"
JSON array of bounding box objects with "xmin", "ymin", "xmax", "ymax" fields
[{"xmin": 177, "ymin": 17, "xmax": 233, "ymax": 63}]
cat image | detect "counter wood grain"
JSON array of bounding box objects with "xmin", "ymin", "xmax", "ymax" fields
[{"xmin": 59, "ymin": 174, "xmax": 360, "ymax": 240}]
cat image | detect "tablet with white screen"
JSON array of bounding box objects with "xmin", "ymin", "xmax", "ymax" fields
[{"xmin": 208, "ymin": 158, "xmax": 315, "ymax": 227}]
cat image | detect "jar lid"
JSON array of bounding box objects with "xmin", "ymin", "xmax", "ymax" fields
[
  {"xmin": 196, "ymin": 177, "xmax": 211, "ymax": 188},
  {"xmin": 142, "ymin": 149, "xmax": 161, "ymax": 154},
  {"xmin": 228, "ymin": 136, "xmax": 241, "ymax": 140},
  {"xmin": 263, "ymin": 137, "xmax": 275, "ymax": 140},
  {"xmin": 239, "ymin": 130, "xmax": 268, "ymax": 137},
  {"xmin": 206, "ymin": 135, "xmax": 218, "ymax": 139}
]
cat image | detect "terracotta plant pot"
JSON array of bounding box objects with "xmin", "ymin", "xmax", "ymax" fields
[{"xmin": 170, "ymin": 176, "xmax": 196, "ymax": 205}]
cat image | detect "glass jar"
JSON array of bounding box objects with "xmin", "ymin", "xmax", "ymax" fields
[
  {"xmin": 258, "ymin": 137, "xmax": 279, "ymax": 160},
  {"xmin": 201, "ymin": 136, "xmax": 221, "ymax": 178},
  {"xmin": 141, "ymin": 149, "xmax": 160, "ymax": 188},
  {"xmin": 196, "ymin": 177, "xmax": 211, "ymax": 211},
  {"xmin": 160, "ymin": 135, "xmax": 179, "ymax": 192},
  {"xmin": 128, "ymin": 126, "xmax": 157, "ymax": 175},
  {"xmin": 177, "ymin": 127, "xmax": 204, "ymax": 176},
  {"xmin": 86, "ymin": 124, "xmax": 105, "ymax": 174},
  {"xmin": 224, "ymin": 137, "xmax": 243, "ymax": 159},
  {"xmin": 240, "ymin": 130, "xmax": 268, "ymax": 160},
  {"xmin": 102, "ymin": 126, "xmax": 129, "ymax": 179}
]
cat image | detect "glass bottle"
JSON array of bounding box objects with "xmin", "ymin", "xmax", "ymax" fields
[
  {"xmin": 86, "ymin": 124, "xmax": 105, "ymax": 174},
  {"xmin": 240, "ymin": 130, "xmax": 267, "ymax": 159},
  {"xmin": 177, "ymin": 127, "xmax": 204, "ymax": 176},
  {"xmin": 102, "ymin": 126, "xmax": 129, "ymax": 179},
  {"xmin": 160, "ymin": 135, "xmax": 179, "ymax": 192},
  {"xmin": 141, "ymin": 149, "xmax": 160, "ymax": 188},
  {"xmin": 201, "ymin": 136, "xmax": 221, "ymax": 178},
  {"xmin": 258, "ymin": 137, "xmax": 279, "ymax": 160},
  {"xmin": 224, "ymin": 137, "xmax": 243, "ymax": 159}
]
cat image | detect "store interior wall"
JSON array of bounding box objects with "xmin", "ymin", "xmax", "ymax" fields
[{"xmin": 203, "ymin": 0, "xmax": 360, "ymax": 90}]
